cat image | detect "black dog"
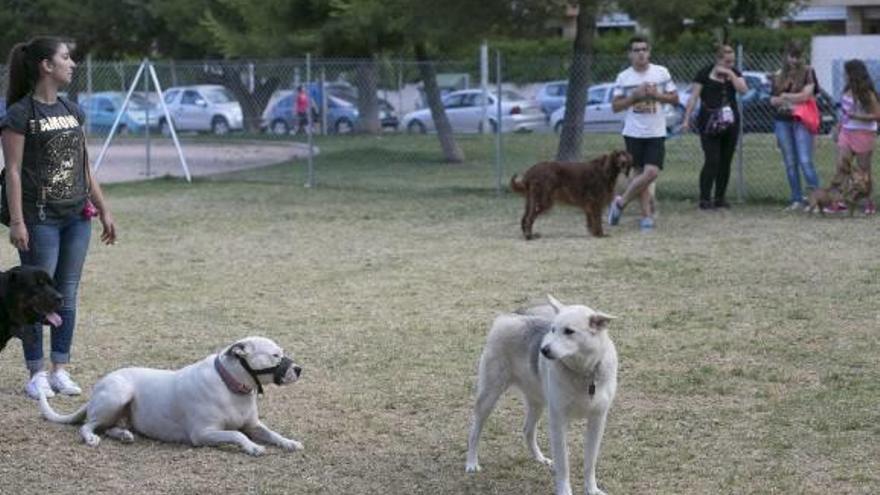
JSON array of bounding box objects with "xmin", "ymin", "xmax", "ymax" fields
[{"xmin": 0, "ymin": 266, "xmax": 63, "ymax": 354}]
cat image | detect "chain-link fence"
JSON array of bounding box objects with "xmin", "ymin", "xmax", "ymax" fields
[{"xmin": 2, "ymin": 48, "xmax": 865, "ymax": 204}]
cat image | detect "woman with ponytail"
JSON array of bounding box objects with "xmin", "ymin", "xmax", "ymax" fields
[{"xmin": 1, "ymin": 37, "xmax": 116, "ymax": 400}]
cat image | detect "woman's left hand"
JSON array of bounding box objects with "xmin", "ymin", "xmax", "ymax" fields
[{"xmin": 99, "ymin": 209, "xmax": 117, "ymax": 245}]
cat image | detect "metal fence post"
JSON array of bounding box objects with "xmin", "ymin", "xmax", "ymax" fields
[
  {"xmin": 320, "ymin": 68, "xmax": 327, "ymax": 135},
  {"xmin": 85, "ymin": 54, "xmax": 93, "ymax": 136},
  {"xmin": 144, "ymin": 62, "xmax": 151, "ymax": 177},
  {"xmin": 494, "ymin": 50, "xmax": 503, "ymax": 195},
  {"xmin": 305, "ymin": 53, "xmax": 315, "ymax": 188},
  {"xmin": 736, "ymin": 44, "xmax": 746, "ymax": 203}
]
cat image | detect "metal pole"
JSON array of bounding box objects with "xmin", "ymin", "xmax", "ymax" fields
[
  {"xmin": 321, "ymin": 68, "xmax": 327, "ymax": 135},
  {"xmin": 397, "ymin": 60, "xmax": 404, "ymax": 125},
  {"xmin": 480, "ymin": 41, "xmax": 489, "ymax": 134},
  {"xmin": 94, "ymin": 59, "xmax": 147, "ymax": 171},
  {"xmin": 495, "ymin": 50, "xmax": 503, "ymax": 195},
  {"xmin": 144, "ymin": 63, "xmax": 151, "ymax": 177},
  {"xmin": 735, "ymin": 44, "xmax": 745, "ymax": 203},
  {"xmin": 148, "ymin": 62, "xmax": 192, "ymax": 182},
  {"xmin": 305, "ymin": 54, "xmax": 315, "ymax": 188}
]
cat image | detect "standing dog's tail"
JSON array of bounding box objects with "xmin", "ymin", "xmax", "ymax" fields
[
  {"xmin": 38, "ymin": 391, "xmax": 87, "ymax": 424},
  {"xmin": 509, "ymin": 174, "xmax": 527, "ymax": 195}
]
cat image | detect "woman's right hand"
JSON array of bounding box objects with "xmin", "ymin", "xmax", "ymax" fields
[{"xmin": 9, "ymin": 222, "xmax": 28, "ymax": 251}]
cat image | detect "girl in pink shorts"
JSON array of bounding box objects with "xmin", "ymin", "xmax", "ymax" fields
[{"xmin": 834, "ymin": 59, "xmax": 880, "ymax": 214}]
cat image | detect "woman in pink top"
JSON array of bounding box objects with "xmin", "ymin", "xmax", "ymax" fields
[
  {"xmin": 833, "ymin": 59, "xmax": 880, "ymax": 214},
  {"xmin": 295, "ymin": 86, "xmax": 309, "ymax": 135}
]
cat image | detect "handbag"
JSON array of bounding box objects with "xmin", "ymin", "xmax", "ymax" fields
[
  {"xmin": 702, "ymin": 88, "xmax": 735, "ymax": 136},
  {"xmin": 792, "ymin": 97, "xmax": 820, "ymax": 135}
]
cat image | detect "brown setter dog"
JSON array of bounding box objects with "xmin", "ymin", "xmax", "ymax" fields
[{"xmin": 510, "ymin": 150, "xmax": 633, "ymax": 239}]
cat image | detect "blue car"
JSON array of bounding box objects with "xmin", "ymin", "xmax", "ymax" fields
[
  {"xmin": 261, "ymin": 91, "xmax": 359, "ymax": 135},
  {"xmin": 535, "ymin": 80, "xmax": 568, "ymax": 117},
  {"xmin": 79, "ymin": 92, "xmax": 159, "ymax": 135}
]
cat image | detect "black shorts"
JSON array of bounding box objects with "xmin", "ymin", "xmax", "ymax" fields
[{"xmin": 624, "ymin": 136, "xmax": 666, "ymax": 170}]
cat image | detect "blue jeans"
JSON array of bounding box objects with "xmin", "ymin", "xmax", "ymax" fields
[
  {"xmin": 774, "ymin": 120, "xmax": 819, "ymax": 203},
  {"xmin": 18, "ymin": 216, "xmax": 92, "ymax": 373}
]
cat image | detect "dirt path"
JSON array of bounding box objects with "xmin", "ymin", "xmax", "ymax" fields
[
  {"xmin": 0, "ymin": 138, "xmax": 309, "ymax": 184},
  {"xmin": 87, "ymin": 139, "xmax": 309, "ymax": 183}
]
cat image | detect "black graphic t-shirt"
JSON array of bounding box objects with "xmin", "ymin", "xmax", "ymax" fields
[{"xmin": 1, "ymin": 96, "xmax": 88, "ymax": 222}]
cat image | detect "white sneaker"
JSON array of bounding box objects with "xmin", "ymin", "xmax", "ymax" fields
[
  {"xmin": 49, "ymin": 369, "xmax": 82, "ymax": 396},
  {"xmin": 783, "ymin": 201, "xmax": 804, "ymax": 211},
  {"xmin": 25, "ymin": 371, "xmax": 56, "ymax": 400}
]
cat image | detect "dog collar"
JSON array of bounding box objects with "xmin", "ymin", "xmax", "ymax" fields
[{"xmin": 214, "ymin": 356, "xmax": 254, "ymax": 395}]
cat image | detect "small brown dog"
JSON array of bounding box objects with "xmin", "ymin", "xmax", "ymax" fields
[
  {"xmin": 806, "ymin": 167, "xmax": 872, "ymax": 216},
  {"xmin": 511, "ymin": 150, "xmax": 633, "ymax": 239}
]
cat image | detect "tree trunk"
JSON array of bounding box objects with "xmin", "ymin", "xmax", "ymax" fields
[
  {"xmin": 556, "ymin": 1, "xmax": 597, "ymax": 162},
  {"xmin": 414, "ymin": 41, "xmax": 465, "ymax": 163},
  {"xmin": 355, "ymin": 56, "xmax": 381, "ymax": 134}
]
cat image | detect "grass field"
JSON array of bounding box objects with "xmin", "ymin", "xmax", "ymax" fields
[{"xmin": 0, "ymin": 135, "xmax": 877, "ymax": 495}]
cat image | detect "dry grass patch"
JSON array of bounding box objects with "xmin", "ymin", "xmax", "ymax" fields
[{"xmin": 0, "ymin": 176, "xmax": 878, "ymax": 494}]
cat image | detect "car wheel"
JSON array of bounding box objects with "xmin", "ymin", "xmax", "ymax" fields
[
  {"xmin": 271, "ymin": 119, "xmax": 289, "ymax": 135},
  {"xmin": 116, "ymin": 124, "xmax": 128, "ymax": 136},
  {"xmin": 159, "ymin": 119, "xmax": 172, "ymax": 137},
  {"xmin": 335, "ymin": 118, "xmax": 353, "ymax": 134},
  {"xmin": 212, "ymin": 116, "xmax": 231, "ymax": 135},
  {"xmin": 407, "ymin": 120, "xmax": 426, "ymax": 134},
  {"xmin": 554, "ymin": 121, "xmax": 563, "ymax": 134}
]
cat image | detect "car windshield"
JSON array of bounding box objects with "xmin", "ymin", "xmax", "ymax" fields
[
  {"xmin": 127, "ymin": 95, "xmax": 156, "ymax": 111},
  {"xmin": 204, "ymin": 88, "xmax": 235, "ymax": 104}
]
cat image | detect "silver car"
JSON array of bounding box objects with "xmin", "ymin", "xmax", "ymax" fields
[
  {"xmin": 161, "ymin": 85, "xmax": 244, "ymax": 135},
  {"xmin": 402, "ymin": 89, "xmax": 546, "ymax": 134},
  {"xmin": 550, "ymin": 83, "xmax": 683, "ymax": 134}
]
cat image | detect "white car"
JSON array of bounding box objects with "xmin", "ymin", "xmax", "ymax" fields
[
  {"xmin": 550, "ymin": 83, "xmax": 683, "ymax": 134},
  {"xmin": 402, "ymin": 89, "xmax": 546, "ymax": 134},
  {"xmin": 161, "ymin": 85, "xmax": 244, "ymax": 135}
]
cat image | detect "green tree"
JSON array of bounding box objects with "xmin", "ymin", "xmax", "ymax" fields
[{"xmin": 616, "ymin": 0, "xmax": 803, "ymax": 42}]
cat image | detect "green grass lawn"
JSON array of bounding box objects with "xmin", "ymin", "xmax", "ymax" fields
[
  {"xmin": 211, "ymin": 131, "xmax": 843, "ymax": 204},
  {"xmin": 0, "ymin": 136, "xmax": 876, "ymax": 495}
]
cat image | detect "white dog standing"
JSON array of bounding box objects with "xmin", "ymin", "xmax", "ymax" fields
[
  {"xmin": 37, "ymin": 336, "xmax": 303, "ymax": 456},
  {"xmin": 466, "ymin": 296, "xmax": 618, "ymax": 495}
]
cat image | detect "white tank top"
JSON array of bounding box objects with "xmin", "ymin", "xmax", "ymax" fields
[{"xmin": 840, "ymin": 94, "xmax": 878, "ymax": 132}]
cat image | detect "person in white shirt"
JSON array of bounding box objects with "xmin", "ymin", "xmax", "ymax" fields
[{"xmin": 607, "ymin": 36, "xmax": 679, "ymax": 231}]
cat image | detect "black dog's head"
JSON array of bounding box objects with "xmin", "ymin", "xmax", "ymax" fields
[{"xmin": 0, "ymin": 265, "xmax": 63, "ymax": 353}]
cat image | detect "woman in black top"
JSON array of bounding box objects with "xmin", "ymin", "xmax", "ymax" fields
[
  {"xmin": 1, "ymin": 37, "xmax": 116, "ymax": 400},
  {"xmin": 682, "ymin": 44, "xmax": 748, "ymax": 209}
]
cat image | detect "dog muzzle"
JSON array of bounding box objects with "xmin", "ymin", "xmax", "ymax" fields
[{"xmin": 237, "ymin": 356, "xmax": 296, "ymax": 395}]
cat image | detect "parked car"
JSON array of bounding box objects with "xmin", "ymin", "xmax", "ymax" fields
[
  {"xmin": 333, "ymin": 94, "xmax": 400, "ymax": 131},
  {"xmin": 535, "ymin": 80, "xmax": 568, "ymax": 117},
  {"xmin": 160, "ymin": 85, "xmax": 244, "ymax": 135},
  {"xmin": 78, "ymin": 92, "xmax": 159, "ymax": 135},
  {"xmin": 261, "ymin": 91, "xmax": 353, "ymax": 134},
  {"xmin": 402, "ymin": 89, "xmax": 546, "ymax": 134},
  {"xmin": 261, "ymin": 91, "xmax": 396, "ymax": 134},
  {"xmin": 549, "ymin": 82, "xmax": 683, "ymax": 134}
]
